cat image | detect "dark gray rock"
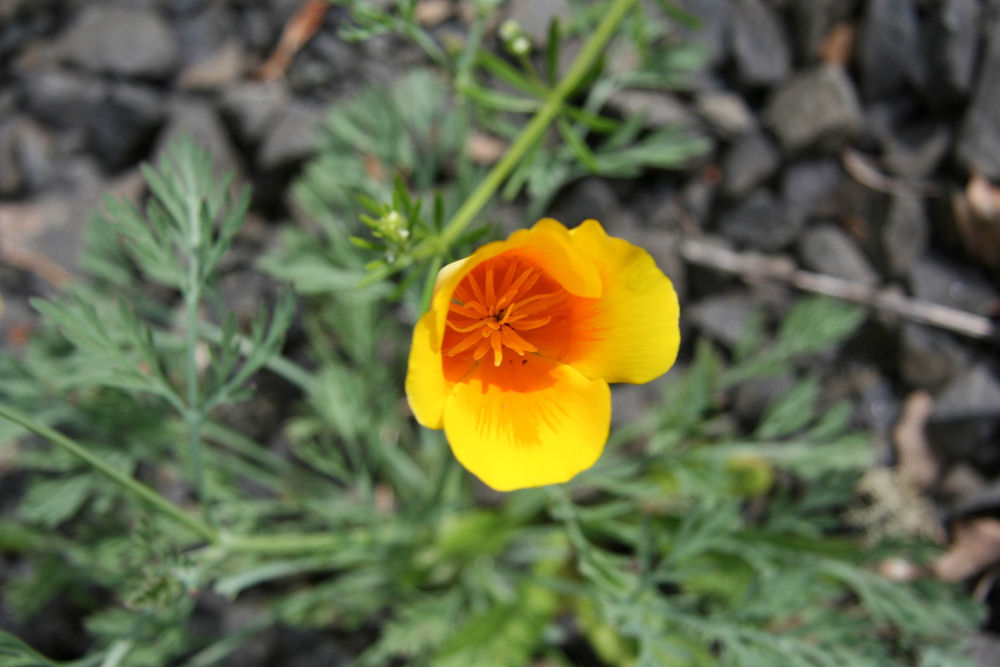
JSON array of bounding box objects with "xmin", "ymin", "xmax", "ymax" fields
[
  {"xmin": 851, "ymin": 364, "xmax": 900, "ymax": 438},
  {"xmin": 970, "ymin": 633, "xmax": 1000, "ymax": 667},
  {"xmin": 220, "ymin": 81, "xmax": 289, "ymax": 148},
  {"xmin": 799, "ymin": 224, "xmax": 879, "ymax": 285},
  {"xmin": 675, "ymin": 0, "xmax": 729, "ymax": 66},
  {"xmin": 680, "ymin": 174, "xmax": 716, "ymax": 228},
  {"xmin": 89, "ymin": 85, "xmax": 165, "ymax": 172},
  {"xmin": 0, "ymin": 88, "xmax": 17, "ymax": 120},
  {"xmin": 857, "ymin": 0, "xmax": 924, "ymax": 99},
  {"xmin": 722, "ymin": 132, "xmax": 780, "ymax": 197},
  {"xmin": 165, "ymin": 0, "xmax": 212, "ymax": 15},
  {"xmin": 694, "ymin": 90, "xmax": 755, "ymax": 139},
  {"xmin": 881, "ymin": 121, "xmax": 952, "ymax": 179},
  {"xmin": 718, "ymin": 190, "xmax": 798, "ymax": 252},
  {"xmin": 156, "ymin": 99, "xmax": 240, "ymax": 177},
  {"xmin": 178, "ymin": 40, "xmax": 244, "ymax": 90},
  {"xmin": 0, "ymin": 119, "xmax": 22, "ymax": 196},
  {"xmin": 925, "ymin": 0, "xmax": 983, "ymax": 103},
  {"xmin": 239, "ymin": 5, "xmax": 275, "ymax": 53},
  {"xmin": 908, "ymin": 255, "xmax": 999, "ymax": 317},
  {"xmin": 899, "ymin": 323, "xmax": 966, "ymax": 392},
  {"xmin": 22, "ymin": 69, "xmax": 104, "ymax": 129},
  {"xmin": 781, "ymin": 158, "xmax": 843, "ymax": 225},
  {"xmin": 257, "ymin": 103, "xmax": 324, "ymax": 171},
  {"xmin": 730, "ymin": 0, "xmax": 791, "ymax": 87},
  {"xmin": 764, "ymin": 65, "xmax": 863, "ymax": 151},
  {"xmin": 506, "ymin": 0, "xmax": 572, "ymax": 44},
  {"xmin": 612, "ymin": 381, "xmax": 666, "ymax": 428},
  {"xmin": 549, "ymin": 177, "xmax": 620, "ymax": 230},
  {"xmin": 12, "ymin": 117, "xmax": 56, "ymax": 192},
  {"xmin": 688, "ymin": 291, "xmax": 756, "ymax": 349},
  {"xmin": 880, "ymin": 193, "xmax": 928, "ymax": 277},
  {"xmin": 956, "ymin": 13, "xmax": 1000, "ymax": 180},
  {"xmin": 174, "ymin": 1, "xmax": 232, "ymax": 70},
  {"xmin": 927, "ymin": 364, "xmax": 1000, "ymax": 468},
  {"xmin": 609, "ymin": 90, "xmax": 701, "ymax": 131},
  {"xmin": 57, "ymin": 5, "xmax": 179, "ymax": 79}
]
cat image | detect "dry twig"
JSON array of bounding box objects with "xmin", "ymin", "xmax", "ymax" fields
[
  {"xmin": 679, "ymin": 236, "xmax": 997, "ymax": 342},
  {"xmin": 255, "ymin": 0, "xmax": 330, "ymax": 82}
]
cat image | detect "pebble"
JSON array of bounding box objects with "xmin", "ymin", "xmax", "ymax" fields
[
  {"xmin": 908, "ymin": 255, "xmax": 999, "ymax": 317},
  {"xmin": 688, "ymin": 291, "xmax": 756, "ymax": 349},
  {"xmin": 722, "ymin": 132, "xmax": 780, "ymax": 197},
  {"xmin": 220, "ymin": 81, "xmax": 290, "ymax": 148},
  {"xmin": 781, "ymin": 158, "xmax": 842, "ymax": 226},
  {"xmin": 880, "ymin": 193, "xmax": 929, "ymax": 277},
  {"xmin": 674, "ymin": 0, "xmax": 729, "ymax": 67},
  {"xmin": 89, "ymin": 84, "xmax": 166, "ymax": 172},
  {"xmin": 955, "ymin": 12, "xmax": 1000, "ymax": 180},
  {"xmin": 694, "ymin": 90, "xmax": 755, "ymax": 139},
  {"xmin": 718, "ymin": 190, "xmax": 798, "ymax": 252},
  {"xmin": 925, "ymin": 0, "xmax": 983, "ymax": 103},
  {"xmin": 0, "ymin": 119, "xmax": 23, "ymax": 195},
  {"xmin": 609, "ymin": 90, "xmax": 701, "ymax": 132},
  {"xmin": 880, "ymin": 120, "xmax": 952, "ymax": 179},
  {"xmin": 927, "ymin": 364, "xmax": 1000, "ymax": 467},
  {"xmin": 899, "ymin": 323, "xmax": 966, "ymax": 392},
  {"xmin": 764, "ymin": 65, "xmax": 863, "ymax": 152},
  {"xmin": 730, "ymin": 0, "xmax": 791, "ymax": 87},
  {"xmin": 798, "ymin": 223, "xmax": 880, "ymax": 285},
  {"xmin": 57, "ymin": 5, "xmax": 179, "ymax": 79},
  {"xmin": 21, "ymin": 68, "xmax": 104, "ymax": 129},
  {"xmin": 857, "ymin": 0, "xmax": 924, "ymax": 99},
  {"xmin": 155, "ymin": 99, "xmax": 240, "ymax": 177},
  {"xmin": 257, "ymin": 103, "xmax": 325, "ymax": 172}
]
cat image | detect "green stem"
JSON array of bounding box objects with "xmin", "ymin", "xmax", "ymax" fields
[
  {"xmin": 221, "ymin": 531, "xmax": 352, "ymax": 555},
  {"xmin": 419, "ymin": 253, "xmax": 444, "ymax": 313},
  {"xmin": 197, "ymin": 322, "xmax": 315, "ymax": 394},
  {"xmin": 433, "ymin": 0, "xmax": 638, "ymax": 251},
  {"xmin": 0, "ymin": 403, "xmax": 217, "ymax": 543},
  {"xmin": 185, "ymin": 281, "xmax": 209, "ymax": 518}
]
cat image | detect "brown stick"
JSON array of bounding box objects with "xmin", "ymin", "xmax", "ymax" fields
[
  {"xmin": 679, "ymin": 237, "xmax": 998, "ymax": 341},
  {"xmin": 255, "ymin": 0, "xmax": 330, "ymax": 82}
]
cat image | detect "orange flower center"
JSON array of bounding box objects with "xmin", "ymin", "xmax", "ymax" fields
[{"xmin": 443, "ymin": 254, "xmax": 568, "ymax": 370}]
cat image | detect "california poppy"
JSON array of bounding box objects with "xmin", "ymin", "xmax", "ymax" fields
[{"xmin": 405, "ymin": 219, "xmax": 680, "ymax": 491}]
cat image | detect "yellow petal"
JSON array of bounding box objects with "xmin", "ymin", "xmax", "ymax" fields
[
  {"xmin": 565, "ymin": 219, "xmax": 680, "ymax": 384},
  {"xmin": 404, "ymin": 310, "xmax": 452, "ymax": 429},
  {"xmin": 443, "ymin": 357, "xmax": 611, "ymax": 491}
]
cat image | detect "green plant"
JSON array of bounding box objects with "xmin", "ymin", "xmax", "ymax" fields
[{"xmin": 0, "ymin": 1, "xmax": 982, "ymax": 665}]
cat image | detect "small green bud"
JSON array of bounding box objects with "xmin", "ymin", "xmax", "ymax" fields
[{"xmin": 499, "ymin": 18, "xmax": 521, "ymax": 42}]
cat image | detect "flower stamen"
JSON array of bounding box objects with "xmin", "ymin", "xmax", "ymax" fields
[{"xmin": 445, "ymin": 257, "xmax": 563, "ymax": 366}]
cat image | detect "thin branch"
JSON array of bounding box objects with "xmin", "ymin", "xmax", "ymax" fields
[
  {"xmin": 0, "ymin": 403, "xmax": 217, "ymax": 543},
  {"xmin": 679, "ymin": 237, "xmax": 997, "ymax": 342}
]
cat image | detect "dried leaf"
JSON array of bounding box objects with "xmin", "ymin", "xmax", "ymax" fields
[
  {"xmin": 879, "ymin": 557, "xmax": 920, "ymax": 582},
  {"xmin": 934, "ymin": 518, "xmax": 1000, "ymax": 581},
  {"xmin": 821, "ymin": 23, "xmax": 854, "ymax": 67},
  {"xmin": 957, "ymin": 172, "xmax": 1000, "ymax": 271},
  {"xmin": 416, "ymin": 0, "xmax": 454, "ymax": 26},
  {"xmin": 256, "ymin": 0, "xmax": 330, "ymax": 82},
  {"xmin": 893, "ymin": 390, "xmax": 938, "ymax": 490},
  {"xmin": 466, "ymin": 131, "xmax": 507, "ymax": 165}
]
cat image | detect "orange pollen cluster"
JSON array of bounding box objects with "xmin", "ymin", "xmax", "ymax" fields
[{"xmin": 445, "ymin": 258, "xmax": 563, "ymax": 367}]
